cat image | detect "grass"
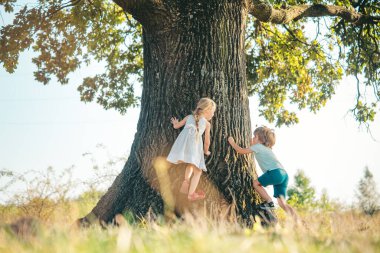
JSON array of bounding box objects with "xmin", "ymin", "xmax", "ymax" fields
[{"xmin": 1, "ymin": 199, "xmax": 380, "ymax": 253}]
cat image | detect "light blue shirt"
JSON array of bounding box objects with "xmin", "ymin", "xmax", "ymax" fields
[{"xmin": 250, "ymin": 143, "xmax": 284, "ymax": 173}]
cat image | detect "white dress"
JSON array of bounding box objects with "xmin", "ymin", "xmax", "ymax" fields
[{"xmin": 167, "ymin": 115, "xmax": 207, "ymax": 171}]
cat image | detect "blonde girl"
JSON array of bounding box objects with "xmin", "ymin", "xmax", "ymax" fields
[{"xmin": 167, "ymin": 98, "xmax": 216, "ymax": 201}]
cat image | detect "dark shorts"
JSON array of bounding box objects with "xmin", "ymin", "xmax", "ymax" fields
[{"xmin": 258, "ymin": 168, "xmax": 288, "ymax": 198}]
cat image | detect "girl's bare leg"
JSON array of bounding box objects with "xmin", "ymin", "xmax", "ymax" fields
[
  {"xmin": 184, "ymin": 165, "xmax": 193, "ymax": 181},
  {"xmin": 188, "ymin": 167, "xmax": 202, "ymax": 195},
  {"xmin": 180, "ymin": 165, "xmax": 194, "ymax": 193}
]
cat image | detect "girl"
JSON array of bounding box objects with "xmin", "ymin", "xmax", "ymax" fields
[
  {"xmin": 228, "ymin": 126, "xmax": 298, "ymax": 220},
  {"xmin": 167, "ymin": 98, "xmax": 216, "ymax": 201}
]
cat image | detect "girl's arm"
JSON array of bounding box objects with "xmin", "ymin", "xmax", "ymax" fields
[
  {"xmin": 171, "ymin": 116, "xmax": 189, "ymax": 129},
  {"xmin": 227, "ymin": 137, "xmax": 253, "ymax": 155},
  {"xmin": 204, "ymin": 122, "xmax": 211, "ymax": 155}
]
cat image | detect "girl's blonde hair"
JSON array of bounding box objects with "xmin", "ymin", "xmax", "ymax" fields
[
  {"xmin": 254, "ymin": 126, "xmax": 276, "ymax": 148},
  {"xmin": 193, "ymin": 97, "xmax": 216, "ymax": 128}
]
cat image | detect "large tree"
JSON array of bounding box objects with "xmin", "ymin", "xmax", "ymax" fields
[{"xmin": 1, "ymin": 0, "xmax": 379, "ymax": 224}]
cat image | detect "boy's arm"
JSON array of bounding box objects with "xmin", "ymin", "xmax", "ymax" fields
[
  {"xmin": 171, "ymin": 115, "xmax": 189, "ymax": 129},
  {"xmin": 228, "ymin": 137, "xmax": 253, "ymax": 155},
  {"xmin": 204, "ymin": 122, "xmax": 211, "ymax": 155}
]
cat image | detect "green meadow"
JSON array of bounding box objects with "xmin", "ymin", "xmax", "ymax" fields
[{"xmin": 1, "ymin": 196, "xmax": 380, "ymax": 253}]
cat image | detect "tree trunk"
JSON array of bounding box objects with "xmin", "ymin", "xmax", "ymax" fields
[{"xmin": 82, "ymin": 0, "xmax": 268, "ymax": 225}]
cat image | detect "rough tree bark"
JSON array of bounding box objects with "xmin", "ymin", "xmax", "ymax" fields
[
  {"xmin": 81, "ymin": 0, "xmax": 262, "ymax": 225},
  {"xmin": 80, "ymin": 0, "xmax": 378, "ymax": 225}
]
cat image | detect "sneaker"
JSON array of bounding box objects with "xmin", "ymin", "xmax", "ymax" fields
[{"xmin": 258, "ymin": 202, "xmax": 275, "ymax": 210}]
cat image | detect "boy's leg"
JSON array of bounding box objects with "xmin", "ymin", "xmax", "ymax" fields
[
  {"xmin": 277, "ymin": 196, "xmax": 298, "ymax": 221},
  {"xmin": 273, "ymin": 171, "xmax": 299, "ymax": 221},
  {"xmin": 253, "ymin": 180, "xmax": 272, "ymax": 203},
  {"xmin": 256, "ymin": 169, "xmax": 289, "ymax": 209},
  {"xmin": 255, "ymin": 170, "xmax": 280, "ymax": 205}
]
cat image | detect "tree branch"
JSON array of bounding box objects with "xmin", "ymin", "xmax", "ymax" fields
[
  {"xmin": 112, "ymin": 0, "xmax": 145, "ymax": 13},
  {"xmin": 111, "ymin": 0, "xmax": 170, "ymax": 30},
  {"xmin": 47, "ymin": 0, "xmax": 83, "ymax": 17},
  {"xmin": 282, "ymin": 25, "xmax": 309, "ymax": 46},
  {"xmin": 111, "ymin": 0, "xmax": 165, "ymax": 15},
  {"xmin": 249, "ymin": 1, "xmax": 380, "ymax": 25}
]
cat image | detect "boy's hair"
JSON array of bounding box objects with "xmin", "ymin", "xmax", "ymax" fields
[{"xmin": 254, "ymin": 126, "xmax": 276, "ymax": 148}]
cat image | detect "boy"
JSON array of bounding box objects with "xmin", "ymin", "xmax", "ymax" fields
[{"xmin": 228, "ymin": 126, "xmax": 298, "ymax": 220}]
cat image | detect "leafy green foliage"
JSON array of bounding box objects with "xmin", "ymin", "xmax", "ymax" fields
[
  {"xmin": 0, "ymin": 0, "xmax": 142, "ymax": 113},
  {"xmin": 354, "ymin": 101, "xmax": 377, "ymax": 122},
  {"xmin": 246, "ymin": 0, "xmax": 379, "ymax": 126},
  {"xmin": 0, "ymin": 0, "xmax": 379, "ymax": 122},
  {"xmin": 246, "ymin": 20, "xmax": 343, "ymax": 126},
  {"xmin": 287, "ymin": 170, "xmax": 339, "ymax": 212},
  {"xmin": 287, "ymin": 170, "xmax": 318, "ymax": 210},
  {"xmin": 356, "ymin": 166, "xmax": 380, "ymax": 215},
  {"xmin": 0, "ymin": 0, "xmax": 16, "ymax": 13},
  {"xmin": 330, "ymin": 0, "xmax": 380, "ymax": 124},
  {"xmin": 317, "ymin": 189, "xmax": 338, "ymax": 212}
]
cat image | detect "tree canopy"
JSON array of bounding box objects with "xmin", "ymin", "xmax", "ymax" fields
[
  {"xmin": 287, "ymin": 170, "xmax": 317, "ymax": 210},
  {"xmin": 1, "ymin": 0, "xmax": 379, "ymax": 126}
]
